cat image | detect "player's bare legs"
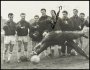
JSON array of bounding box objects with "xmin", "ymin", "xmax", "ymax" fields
[
  {"xmin": 58, "ymin": 46, "xmax": 62, "ymax": 57},
  {"xmin": 3, "ymin": 44, "xmax": 9, "ymax": 62},
  {"xmin": 17, "ymin": 41, "xmax": 22, "ymax": 62},
  {"xmin": 23, "ymin": 42, "xmax": 28, "ymax": 59},
  {"xmin": 61, "ymin": 44, "xmax": 66, "ymax": 56},
  {"xmin": 49, "ymin": 47, "xmax": 55, "ymax": 58},
  {"xmin": 32, "ymin": 41, "xmax": 37, "ymax": 51},
  {"xmin": 7, "ymin": 43, "xmax": 14, "ymax": 63}
]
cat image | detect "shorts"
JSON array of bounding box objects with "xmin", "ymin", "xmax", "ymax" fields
[
  {"xmin": 17, "ymin": 36, "xmax": 28, "ymax": 42},
  {"xmin": 4, "ymin": 36, "xmax": 16, "ymax": 44}
]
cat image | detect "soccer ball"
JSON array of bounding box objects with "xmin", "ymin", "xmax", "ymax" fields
[{"xmin": 30, "ymin": 55, "xmax": 40, "ymax": 64}]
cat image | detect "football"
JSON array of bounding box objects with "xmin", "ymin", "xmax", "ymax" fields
[{"xmin": 30, "ymin": 55, "xmax": 40, "ymax": 64}]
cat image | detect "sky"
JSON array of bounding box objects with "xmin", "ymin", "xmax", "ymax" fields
[{"xmin": 1, "ymin": 1, "xmax": 89, "ymax": 22}]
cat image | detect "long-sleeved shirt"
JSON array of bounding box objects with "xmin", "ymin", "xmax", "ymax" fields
[
  {"xmin": 38, "ymin": 15, "xmax": 52, "ymax": 33},
  {"xmin": 29, "ymin": 21, "xmax": 42, "ymax": 42},
  {"xmin": 3, "ymin": 20, "xmax": 16, "ymax": 36},
  {"xmin": 16, "ymin": 20, "xmax": 31, "ymax": 36},
  {"xmin": 80, "ymin": 18, "xmax": 89, "ymax": 28},
  {"xmin": 60, "ymin": 17, "xmax": 74, "ymax": 31},
  {"xmin": 70, "ymin": 15, "xmax": 82, "ymax": 31},
  {"xmin": 29, "ymin": 15, "xmax": 52, "ymax": 42},
  {"xmin": 39, "ymin": 15, "xmax": 50, "ymax": 21}
]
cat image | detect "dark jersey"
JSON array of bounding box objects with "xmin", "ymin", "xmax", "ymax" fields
[
  {"xmin": 39, "ymin": 15, "xmax": 52, "ymax": 32},
  {"xmin": 60, "ymin": 17, "xmax": 74, "ymax": 31},
  {"xmin": 80, "ymin": 18, "xmax": 89, "ymax": 28},
  {"xmin": 31, "ymin": 15, "xmax": 53, "ymax": 42},
  {"xmin": 51, "ymin": 17, "xmax": 62, "ymax": 31},
  {"xmin": 29, "ymin": 22, "xmax": 42, "ymax": 42},
  {"xmin": 38, "ymin": 20, "xmax": 52, "ymax": 33},
  {"xmin": 39, "ymin": 15, "xmax": 50, "ymax": 22},
  {"xmin": 16, "ymin": 20, "xmax": 30, "ymax": 36},
  {"xmin": 70, "ymin": 15, "xmax": 82, "ymax": 31},
  {"xmin": 3, "ymin": 20, "xmax": 16, "ymax": 36}
]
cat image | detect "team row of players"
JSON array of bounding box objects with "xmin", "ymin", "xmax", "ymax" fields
[{"xmin": 2, "ymin": 8, "xmax": 89, "ymax": 63}]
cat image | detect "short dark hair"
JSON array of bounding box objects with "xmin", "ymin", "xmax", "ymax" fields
[
  {"xmin": 73, "ymin": 9, "xmax": 78, "ymax": 12},
  {"xmin": 20, "ymin": 13, "xmax": 26, "ymax": 16},
  {"xmin": 51, "ymin": 10, "xmax": 56, "ymax": 15},
  {"xmin": 34, "ymin": 15, "xmax": 39, "ymax": 18},
  {"xmin": 80, "ymin": 13, "xmax": 85, "ymax": 16},
  {"xmin": 8, "ymin": 13, "xmax": 13, "ymax": 17},
  {"xmin": 62, "ymin": 10, "xmax": 68, "ymax": 14},
  {"xmin": 41, "ymin": 8, "xmax": 46, "ymax": 12}
]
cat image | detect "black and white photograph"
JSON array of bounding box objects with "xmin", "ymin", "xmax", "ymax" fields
[{"xmin": 1, "ymin": 1, "xmax": 89, "ymax": 69}]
